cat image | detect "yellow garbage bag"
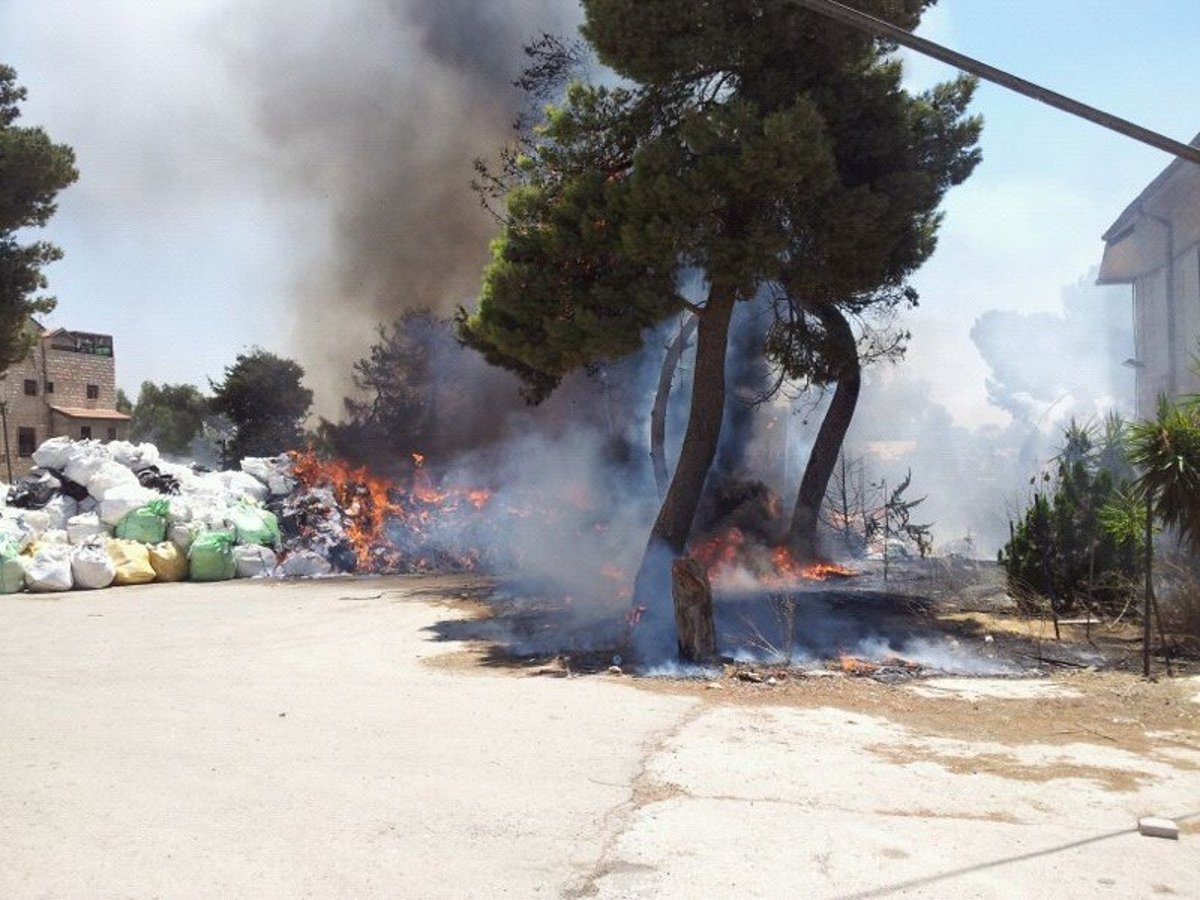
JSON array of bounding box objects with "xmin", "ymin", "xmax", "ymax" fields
[
  {"xmin": 107, "ymin": 539, "xmax": 156, "ymax": 586},
  {"xmin": 148, "ymin": 541, "xmax": 188, "ymax": 583}
]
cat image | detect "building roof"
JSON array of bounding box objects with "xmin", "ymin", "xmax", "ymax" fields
[
  {"xmin": 49, "ymin": 406, "xmax": 132, "ymax": 421},
  {"xmin": 1101, "ymin": 131, "xmax": 1200, "ymax": 242}
]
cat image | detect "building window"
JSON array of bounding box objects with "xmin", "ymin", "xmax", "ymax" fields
[
  {"xmin": 86, "ymin": 384, "xmax": 100, "ymax": 400},
  {"xmin": 17, "ymin": 427, "xmax": 35, "ymax": 458},
  {"xmin": 23, "ymin": 379, "xmax": 37, "ymax": 396},
  {"xmin": 107, "ymin": 427, "xmax": 117, "ymax": 441},
  {"xmin": 80, "ymin": 425, "xmax": 92, "ymax": 440},
  {"xmin": 45, "ymin": 381, "xmax": 54, "ymax": 394}
]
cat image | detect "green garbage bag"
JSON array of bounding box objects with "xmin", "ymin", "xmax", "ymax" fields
[
  {"xmin": 230, "ymin": 503, "xmax": 280, "ymax": 548},
  {"xmin": 188, "ymin": 531, "xmax": 236, "ymax": 582},
  {"xmin": 115, "ymin": 499, "xmax": 169, "ymax": 544},
  {"xmin": 0, "ymin": 538, "xmax": 25, "ymax": 594}
]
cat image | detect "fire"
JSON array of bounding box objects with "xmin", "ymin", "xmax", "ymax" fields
[
  {"xmin": 287, "ymin": 450, "xmax": 493, "ymax": 573},
  {"xmin": 836, "ymin": 654, "xmax": 922, "ymax": 676},
  {"xmin": 691, "ymin": 528, "xmax": 857, "ymax": 585},
  {"xmin": 837, "ymin": 656, "xmax": 879, "ymax": 675},
  {"xmin": 691, "ymin": 527, "xmax": 748, "ymax": 578},
  {"xmin": 289, "ymin": 451, "xmax": 396, "ymax": 569},
  {"xmin": 771, "ymin": 547, "xmax": 857, "ymax": 582}
]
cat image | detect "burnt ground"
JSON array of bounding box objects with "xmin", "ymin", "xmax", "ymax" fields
[
  {"xmin": 422, "ymin": 562, "xmax": 1200, "ymax": 776},
  {"xmin": 423, "ymin": 557, "xmax": 1196, "ymax": 681}
]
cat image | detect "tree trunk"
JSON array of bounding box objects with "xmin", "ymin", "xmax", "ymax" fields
[
  {"xmin": 671, "ymin": 557, "xmax": 716, "ymax": 663},
  {"xmin": 651, "ymin": 316, "xmax": 698, "ymax": 498},
  {"xmin": 632, "ymin": 287, "xmax": 738, "ymax": 619},
  {"xmin": 787, "ymin": 300, "xmax": 860, "ymax": 561}
]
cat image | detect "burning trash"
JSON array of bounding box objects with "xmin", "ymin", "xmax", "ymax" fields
[{"xmin": 0, "ymin": 437, "xmax": 497, "ymax": 593}]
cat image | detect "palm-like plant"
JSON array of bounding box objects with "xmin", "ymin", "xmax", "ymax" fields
[{"xmin": 1127, "ymin": 395, "xmax": 1200, "ymax": 553}]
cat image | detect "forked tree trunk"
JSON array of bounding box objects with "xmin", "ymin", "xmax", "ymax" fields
[
  {"xmin": 632, "ymin": 287, "xmax": 738, "ymax": 612},
  {"xmin": 787, "ymin": 299, "xmax": 861, "ymax": 561},
  {"xmin": 651, "ymin": 315, "xmax": 698, "ymax": 498}
]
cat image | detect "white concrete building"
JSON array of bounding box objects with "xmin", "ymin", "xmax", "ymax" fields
[{"xmin": 1098, "ymin": 135, "xmax": 1200, "ymax": 416}]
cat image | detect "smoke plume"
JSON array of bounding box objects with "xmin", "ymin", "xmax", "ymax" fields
[{"xmin": 219, "ymin": 0, "xmax": 583, "ymax": 414}]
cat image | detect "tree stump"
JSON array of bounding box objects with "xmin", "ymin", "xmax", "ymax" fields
[{"xmin": 671, "ymin": 557, "xmax": 716, "ymax": 663}]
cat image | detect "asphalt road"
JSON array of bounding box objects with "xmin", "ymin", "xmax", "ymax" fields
[{"xmin": 1, "ymin": 577, "xmax": 1196, "ymax": 898}]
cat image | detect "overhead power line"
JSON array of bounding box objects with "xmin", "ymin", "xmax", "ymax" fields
[{"xmin": 792, "ymin": 0, "xmax": 1200, "ymax": 167}]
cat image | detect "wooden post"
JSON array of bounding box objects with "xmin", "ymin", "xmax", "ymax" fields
[
  {"xmin": 671, "ymin": 558, "xmax": 716, "ymax": 664},
  {"xmin": 0, "ymin": 401, "xmax": 11, "ymax": 484}
]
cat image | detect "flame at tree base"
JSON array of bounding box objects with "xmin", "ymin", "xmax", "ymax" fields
[{"xmin": 690, "ymin": 527, "xmax": 857, "ymax": 587}]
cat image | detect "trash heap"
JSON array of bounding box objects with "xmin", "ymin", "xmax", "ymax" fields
[{"xmin": 0, "ymin": 437, "xmax": 456, "ymax": 594}]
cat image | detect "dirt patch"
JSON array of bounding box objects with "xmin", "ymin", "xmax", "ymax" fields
[
  {"xmin": 622, "ymin": 670, "xmax": 1200, "ymax": 764},
  {"xmin": 868, "ymin": 744, "xmax": 1151, "ymax": 792},
  {"xmin": 874, "ymin": 806, "xmax": 1021, "ymax": 824}
]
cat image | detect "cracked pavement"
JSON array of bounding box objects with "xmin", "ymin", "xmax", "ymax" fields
[{"xmin": 2, "ymin": 578, "xmax": 1197, "ymax": 898}]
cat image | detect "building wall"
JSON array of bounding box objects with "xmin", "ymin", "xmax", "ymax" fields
[
  {"xmin": 44, "ymin": 346, "xmax": 119, "ymax": 411},
  {"xmin": 1104, "ymin": 163, "xmax": 1200, "ymax": 417},
  {"xmin": 48, "ymin": 412, "xmax": 127, "ymax": 443},
  {"xmin": 0, "ymin": 329, "xmax": 128, "ymax": 480}
]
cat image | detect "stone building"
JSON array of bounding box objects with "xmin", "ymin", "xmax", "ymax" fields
[
  {"xmin": 1098, "ymin": 135, "xmax": 1200, "ymax": 416},
  {"xmin": 0, "ymin": 323, "xmax": 130, "ymax": 479}
]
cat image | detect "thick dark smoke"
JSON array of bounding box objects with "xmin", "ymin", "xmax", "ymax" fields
[{"xmin": 220, "ymin": 0, "xmax": 583, "ymax": 415}]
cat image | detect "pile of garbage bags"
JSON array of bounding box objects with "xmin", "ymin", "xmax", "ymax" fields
[{"xmin": 0, "ymin": 437, "xmax": 331, "ymax": 594}]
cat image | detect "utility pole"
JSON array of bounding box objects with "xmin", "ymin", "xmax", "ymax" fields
[{"xmin": 792, "ymin": 0, "xmax": 1200, "ymax": 167}]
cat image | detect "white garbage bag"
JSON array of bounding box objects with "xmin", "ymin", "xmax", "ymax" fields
[
  {"xmin": 279, "ymin": 551, "xmax": 332, "ymax": 578},
  {"xmin": 87, "ymin": 460, "xmax": 140, "ymax": 500},
  {"xmin": 39, "ymin": 529, "xmax": 69, "ymax": 545},
  {"xmin": 234, "ymin": 544, "xmax": 278, "ymax": 578},
  {"xmin": 77, "ymin": 496, "xmax": 98, "ymax": 515},
  {"xmin": 165, "ymin": 496, "xmax": 193, "ymax": 525},
  {"xmin": 241, "ymin": 456, "xmax": 295, "ymax": 496},
  {"xmin": 64, "ymin": 444, "xmax": 112, "ymax": 487},
  {"xmin": 67, "ymin": 512, "xmax": 111, "ymax": 546},
  {"xmin": 71, "ymin": 538, "xmax": 116, "ymax": 589},
  {"xmin": 99, "ymin": 484, "xmax": 158, "ymax": 527},
  {"xmin": 31, "ymin": 436, "xmax": 76, "ymax": 470},
  {"xmin": 216, "ymin": 470, "xmax": 270, "ymax": 504},
  {"xmin": 167, "ymin": 521, "xmax": 205, "ymax": 553},
  {"xmin": 107, "ymin": 441, "xmax": 160, "ymax": 471},
  {"xmin": 24, "ymin": 545, "xmax": 74, "ymax": 592},
  {"xmin": 43, "ymin": 495, "xmax": 78, "ymax": 531},
  {"xmin": 18, "ymin": 509, "xmax": 52, "ymax": 537},
  {"xmin": 184, "ymin": 495, "xmax": 230, "ymax": 531}
]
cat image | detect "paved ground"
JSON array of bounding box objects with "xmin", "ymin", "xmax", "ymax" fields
[{"xmin": 1, "ymin": 577, "xmax": 1197, "ymax": 898}]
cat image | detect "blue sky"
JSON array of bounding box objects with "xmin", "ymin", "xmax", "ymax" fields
[{"xmin": 3, "ymin": 0, "xmax": 1199, "ymax": 424}]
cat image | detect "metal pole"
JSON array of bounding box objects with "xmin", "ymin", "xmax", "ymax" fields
[{"xmin": 792, "ymin": 0, "xmax": 1200, "ymax": 167}]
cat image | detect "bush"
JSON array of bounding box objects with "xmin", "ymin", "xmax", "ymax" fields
[{"xmin": 999, "ymin": 418, "xmax": 1142, "ymax": 616}]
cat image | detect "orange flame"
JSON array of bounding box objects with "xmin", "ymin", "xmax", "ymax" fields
[
  {"xmin": 289, "ymin": 451, "xmax": 398, "ymax": 569},
  {"xmin": 692, "ymin": 529, "xmax": 857, "ymax": 585},
  {"xmin": 288, "ymin": 450, "xmax": 492, "ymax": 573},
  {"xmin": 838, "ymin": 656, "xmax": 879, "ymax": 675}
]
